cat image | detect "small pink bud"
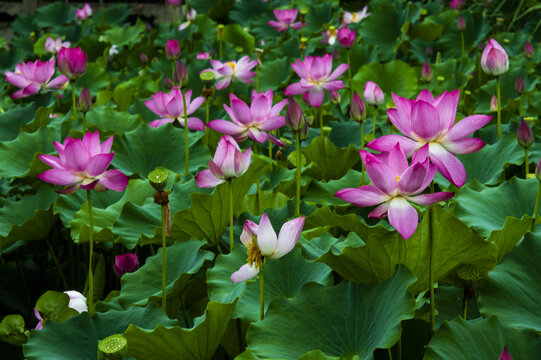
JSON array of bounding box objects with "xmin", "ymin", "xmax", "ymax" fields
[
  {"xmin": 457, "ymin": 15, "xmax": 466, "ymax": 30},
  {"xmin": 173, "ymin": 59, "xmax": 189, "ymax": 87},
  {"xmin": 524, "ymin": 41, "xmax": 533, "ymax": 59},
  {"xmin": 113, "ymin": 253, "xmax": 140, "ymax": 278},
  {"xmin": 517, "ymin": 118, "xmax": 533, "ymax": 148},
  {"xmin": 165, "ymin": 39, "xmax": 180, "ymax": 60},
  {"xmin": 515, "ymin": 76, "xmax": 525, "ymax": 94},
  {"xmin": 363, "ymin": 81, "xmax": 384, "ymax": 106},
  {"xmin": 536, "ymin": 159, "xmax": 541, "ymax": 182},
  {"xmin": 285, "ymin": 97, "xmax": 306, "ymax": 131},
  {"xmin": 330, "ymin": 90, "xmax": 340, "ymax": 104},
  {"xmin": 164, "ymin": 77, "xmax": 174, "ymax": 90},
  {"xmin": 490, "ymin": 95, "xmax": 498, "ymax": 112},
  {"xmin": 498, "ymin": 347, "xmax": 513, "ymax": 360},
  {"xmin": 337, "ymin": 27, "xmax": 356, "ymax": 48},
  {"xmin": 450, "ymin": 0, "xmax": 463, "ymax": 9},
  {"xmin": 350, "ymin": 91, "xmax": 366, "ymax": 122},
  {"xmin": 140, "ymin": 53, "xmax": 148, "ymax": 65},
  {"xmin": 78, "ymin": 85, "xmax": 92, "ymax": 113},
  {"xmin": 422, "ymin": 62, "xmax": 432, "ymax": 82},
  {"xmin": 187, "ymin": 8, "xmax": 197, "ymax": 21},
  {"xmin": 58, "ymin": 47, "xmax": 87, "ymax": 79}
]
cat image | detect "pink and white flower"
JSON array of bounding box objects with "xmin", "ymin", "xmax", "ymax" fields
[
  {"xmin": 44, "ymin": 36, "xmax": 71, "ymax": 54},
  {"xmin": 144, "ymin": 88, "xmax": 205, "ymax": 130},
  {"xmin": 268, "ymin": 9, "xmax": 303, "ymax": 32},
  {"xmin": 335, "ymin": 144, "xmax": 454, "ymax": 239},
  {"xmin": 366, "ymin": 89, "xmax": 492, "ymax": 187},
  {"xmin": 179, "ymin": 8, "xmax": 197, "ymax": 31},
  {"xmin": 342, "ymin": 6, "xmax": 371, "ymax": 25},
  {"xmin": 38, "ymin": 131, "xmax": 128, "ymax": 194},
  {"xmin": 4, "ymin": 59, "xmax": 69, "ymax": 99},
  {"xmin": 75, "ymin": 3, "xmax": 92, "ymax": 21},
  {"xmin": 363, "ymin": 81, "xmax": 384, "ymax": 106},
  {"xmin": 231, "ymin": 214, "xmax": 305, "ymax": 283},
  {"xmin": 284, "ymin": 53, "xmax": 349, "ymax": 108},
  {"xmin": 207, "ymin": 90, "xmax": 287, "ymax": 146},
  {"xmin": 202, "ymin": 56, "xmax": 258, "ymax": 90}
]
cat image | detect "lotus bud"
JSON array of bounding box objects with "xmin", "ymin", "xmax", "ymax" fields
[
  {"xmin": 363, "ymin": 81, "xmax": 384, "ymax": 106},
  {"xmin": 173, "ymin": 59, "xmax": 189, "ymax": 87},
  {"xmin": 421, "ymin": 61, "xmax": 432, "ymax": 82},
  {"xmin": 536, "ymin": 159, "xmax": 541, "ymax": 182},
  {"xmin": 517, "ymin": 118, "xmax": 533, "ymax": 149},
  {"xmin": 285, "ymin": 97, "xmax": 306, "ymax": 132},
  {"xmin": 164, "ymin": 77, "xmax": 173, "ymax": 90},
  {"xmin": 113, "ymin": 253, "xmax": 139, "ymax": 278},
  {"xmin": 77, "ymin": 85, "xmax": 92, "ymax": 114},
  {"xmin": 58, "ymin": 47, "xmax": 87, "ymax": 80},
  {"xmin": 330, "ymin": 90, "xmax": 340, "ymax": 104},
  {"xmin": 140, "ymin": 53, "xmax": 148, "ymax": 65},
  {"xmin": 450, "ymin": 0, "xmax": 463, "ymax": 9},
  {"xmin": 350, "ymin": 91, "xmax": 366, "ymax": 122},
  {"xmin": 337, "ymin": 27, "xmax": 356, "ymax": 48},
  {"xmin": 524, "ymin": 41, "xmax": 533, "ymax": 59},
  {"xmin": 490, "ymin": 95, "xmax": 498, "ymax": 112},
  {"xmin": 148, "ymin": 167, "xmax": 168, "ymax": 192},
  {"xmin": 165, "ymin": 39, "xmax": 180, "ymax": 60},
  {"xmin": 457, "ymin": 15, "xmax": 466, "ymax": 30},
  {"xmin": 481, "ymin": 38, "xmax": 509, "ymax": 76},
  {"xmin": 98, "ymin": 334, "xmax": 128, "ymax": 360},
  {"xmin": 187, "ymin": 8, "xmax": 197, "ymax": 21},
  {"xmin": 515, "ymin": 76, "xmax": 525, "ymax": 94}
]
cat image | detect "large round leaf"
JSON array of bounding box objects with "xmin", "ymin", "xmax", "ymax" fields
[
  {"xmin": 245, "ymin": 265, "xmax": 416, "ymax": 359},
  {"xmin": 352, "ymin": 60, "xmax": 419, "ymax": 99}
]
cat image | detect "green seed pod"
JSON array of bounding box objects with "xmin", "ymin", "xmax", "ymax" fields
[
  {"xmin": 148, "ymin": 167, "xmax": 168, "ymax": 192},
  {"xmin": 98, "ymin": 334, "xmax": 127, "ymax": 360}
]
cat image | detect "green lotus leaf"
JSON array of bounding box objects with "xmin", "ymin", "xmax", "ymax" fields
[
  {"xmin": 86, "ymin": 107, "xmax": 143, "ymax": 135},
  {"xmin": 222, "ymin": 24, "xmax": 255, "ymax": 54},
  {"xmin": 258, "ymin": 57, "xmax": 291, "ymax": 92},
  {"xmin": 101, "ymin": 18, "xmax": 145, "ymax": 47},
  {"xmin": 302, "ymin": 136, "xmax": 360, "ymax": 181},
  {"xmin": 75, "ymin": 63, "xmax": 110, "ymax": 96},
  {"xmin": 35, "ymin": 291, "xmax": 78, "ymax": 324},
  {"xmin": 34, "ymin": 2, "xmax": 75, "ymax": 29},
  {"xmin": 0, "ymin": 104, "xmax": 35, "ymax": 142},
  {"xmin": 352, "ymin": 60, "xmax": 419, "ymax": 99}
]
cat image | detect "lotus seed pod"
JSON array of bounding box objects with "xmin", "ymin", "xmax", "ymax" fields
[{"xmin": 148, "ymin": 167, "xmax": 168, "ymax": 192}]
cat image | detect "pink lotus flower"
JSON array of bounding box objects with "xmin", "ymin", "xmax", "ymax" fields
[
  {"xmin": 350, "ymin": 91, "xmax": 366, "ymax": 122},
  {"xmin": 335, "ymin": 144, "xmax": 454, "ymax": 239},
  {"xmin": 44, "ymin": 36, "xmax": 70, "ymax": 54},
  {"xmin": 4, "ymin": 59, "xmax": 69, "ymax": 99},
  {"xmin": 144, "ymin": 88, "xmax": 205, "ymax": 130},
  {"xmin": 165, "ymin": 39, "xmax": 180, "ymax": 60},
  {"xmin": 113, "ymin": 253, "xmax": 140, "ymax": 278},
  {"xmin": 207, "ymin": 90, "xmax": 287, "ymax": 146},
  {"xmin": 231, "ymin": 214, "xmax": 305, "ymax": 283},
  {"xmin": 284, "ymin": 54, "xmax": 349, "ymax": 108},
  {"xmin": 268, "ymin": 9, "xmax": 303, "ymax": 32},
  {"xmin": 58, "ymin": 47, "xmax": 87, "ymax": 79},
  {"xmin": 342, "ymin": 7, "xmax": 370, "ymax": 25},
  {"xmin": 202, "ymin": 56, "xmax": 258, "ymax": 90},
  {"xmin": 363, "ymin": 81, "xmax": 384, "ymax": 106},
  {"xmin": 337, "ymin": 27, "xmax": 356, "ymax": 48},
  {"xmin": 38, "ymin": 131, "xmax": 128, "ymax": 194},
  {"xmin": 366, "ymin": 89, "xmax": 492, "ymax": 187},
  {"xmin": 481, "ymin": 39, "xmax": 509, "ymax": 76},
  {"xmin": 195, "ymin": 135, "xmax": 251, "ymax": 188},
  {"xmin": 196, "ymin": 52, "xmax": 210, "ymax": 60},
  {"xmin": 75, "ymin": 3, "xmax": 92, "ymax": 21}
]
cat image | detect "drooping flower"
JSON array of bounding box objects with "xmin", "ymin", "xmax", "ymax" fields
[
  {"xmin": 481, "ymin": 39, "xmax": 509, "ymax": 76},
  {"xmin": 58, "ymin": 47, "xmax": 87, "ymax": 79},
  {"xmin": 38, "ymin": 131, "xmax": 128, "ymax": 194},
  {"xmin": 207, "ymin": 90, "xmax": 287, "ymax": 146},
  {"xmin": 179, "ymin": 8, "xmax": 197, "ymax": 31},
  {"xmin": 4, "ymin": 59, "xmax": 69, "ymax": 99},
  {"xmin": 231, "ymin": 214, "xmax": 305, "ymax": 283},
  {"xmin": 113, "ymin": 253, "xmax": 140, "ymax": 278},
  {"xmin": 342, "ymin": 6, "xmax": 370, "ymax": 25},
  {"xmin": 195, "ymin": 135, "xmax": 251, "ymax": 188},
  {"xmin": 202, "ymin": 56, "xmax": 258, "ymax": 90},
  {"xmin": 363, "ymin": 81, "xmax": 384, "ymax": 106},
  {"xmin": 144, "ymin": 88, "xmax": 205, "ymax": 130},
  {"xmin": 321, "ymin": 26, "xmax": 338, "ymax": 45},
  {"xmin": 366, "ymin": 89, "xmax": 492, "ymax": 187},
  {"xmin": 337, "ymin": 27, "xmax": 356, "ymax": 48},
  {"xmin": 284, "ymin": 53, "xmax": 349, "ymax": 108},
  {"xmin": 44, "ymin": 36, "xmax": 70, "ymax": 54},
  {"xmin": 335, "ymin": 144, "xmax": 454, "ymax": 239},
  {"xmin": 268, "ymin": 9, "xmax": 303, "ymax": 32},
  {"xmin": 517, "ymin": 118, "xmax": 533, "ymax": 148}
]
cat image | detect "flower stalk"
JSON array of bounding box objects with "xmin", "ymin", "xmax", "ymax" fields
[
  {"xmin": 87, "ymin": 190, "xmax": 95, "ymax": 316},
  {"xmin": 181, "ymin": 88, "xmax": 189, "ymax": 177},
  {"xmin": 161, "ymin": 205, "xmax": 167, "ymax": 312},
  {"xmin": 496, "ymin": 76, "xmax": 502, "ymax": 140},
  {"xmin": 72, "ymin": 83, "xmax": 77, "ymax": 122},
  {"xmin": 319, "ymin": 108, "xmax": 326, "ymax": 182},
  {"xmin": 295, "ymin": 131, "xmax": 302, "ymax": 216},
  {"xmin": 533, "ymin": 182, "xmax": 541, "ymax": 232},
  {"xmin": 229, "ymin": 180, "xmax": 234, "ymax": 252},
  {"xmin": 428, "ymin": 205, "xmax": 435, "ymax": 335},
  {"xmin": 260, "ymin": 267, "xmax": 265, "ymax": 321},
  {"xmin": 372, "ymin": 107, "xmax": 377, "ymax": 137}
]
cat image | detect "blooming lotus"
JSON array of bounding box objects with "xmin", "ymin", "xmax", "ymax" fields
[
  {"xmin": 203, "ymin": 56, "xmax": 258, "ymax": 90},
  {"xmin": 268, "ymin": 9, "xmax": 303, "ymax": 32},
  {"xmin": 195, "ymin": 135, "xmax": 251, "ymax": 188},
  {"xmin": 231, "ymin": 213, "xmax": 305, "ymax": 283},
  {"xmin": 58, "ymin": 47, "xmax": 87, "ymax": 79},
  {"xmin": 207, "ymin": 90, "xmax": 287, "ymax": 146},
  {"xmin": 335, "ymin": 144, "xmax": 454, "ymax": 239},
  {"xmin": 113, "ymin": 253, "xmax": 140, "ymax": 278},
  {"xmin": 4, "ymin": 59, "xmax": 69, "ymax": 99},
  {"xmin": 44, "ymin": 36, "xmax": 70, "ymax": 54},
  {"xmin": 38, "ymin": 131, "xmax": 128, "ymax": 194},
  {"xmin": 284, "ymin": 53, "xmax": 349, "ymax": 107},
  {"xmin": 144, "ymin": 88, "xmax": 205, "ymax": 130},
  {"xmin": 342, "ymin": 7, "xmax": 370, "ymax": 24},
  {"xmin": 367, "ymin": 89, "xmax": 492, "ymax": 187},
  {"xmin": 481, "ymin": 39, "xmax": 509, "ymax": 76}
]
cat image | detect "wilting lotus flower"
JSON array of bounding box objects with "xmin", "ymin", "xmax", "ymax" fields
[
  {"xmin": 144, "ymin": 88, "xmax": 205, "ymax": 130},
  {"xmin": 322, "ymin": 26, "xmax": 338, "ymax": 45},
  {"xmin": 231, "ymin": 214, "xmax": 305, "ymax": 283},
  {"xmin": 268, "ymin": 9, "xmax": 303, "ymax": 32},
  {"xmin": 207, "ymin": 90, "xmax": 287, "ymax": 146},
  {"xmin": 76, "ymin": 3, "xmax": 92, "ymax": 21},
  {"xmin": 481, "ymin": 39, "xmax": 509, "ymax": 76},
  {"xmin": 367, "ymin": 89, "xmax": 492, "ymax": 187},
  {"xmin": 284, "ymin": 53, "xmax": 349, "ymax": 108},
  {"xmin": 202, "ymin": 56, "xmax": 258, "ymax": 90},
  {"xmin": 336, "ymin": 144, "xmax": 454, "ymax": 239},
  {"xmin": 517, "ymin": 118, "xmax": 533, "ymax": 148},
  {"xmin": 350, "ymin": 91, "xmax": 366, "ymax": 122},
  {"xmin": 195, "ymin": 135, "xmax": 251, "ymax": 188},
  {"xmin": 337, "ymin": 27, "xmax": 356, "ymax": 48},
  {"xmin": 498, "ymin": 347, "xmax": 513, "ymax": 360},
  {"xmin": 113, "ymin": 253, "xmax": 140, "ymax": 278},
  {"xmin": 38, "ymin": 131, "xmax": 128, "ymax": 194},
  {"xmin": 524, "ymin": 41, "xmax": 533, "ymax": 59},
  {"xmin": 342, "ymin": 6, "xmax": 370, "ymax": 25},
  {"xmin": 44, "ymin": 36, "xmax": 70, "ymax": 54},
  {"xmin": 58, "ymin": 47, "xmax": 87, "ymax": 79},
  {"xmin": 4, "ymin": 59, "xmax": 69, "ymax": 99},
  {"xmin": 363, "ymin": 81, "xmax": 384, "ymax": 106},
  {"xmin": 165, "ymin": 39, "xmax": 180, "ymax": 60},
  {"xmin": 422, "ymin": 62, "xmax": 432, "ymax": 82}
]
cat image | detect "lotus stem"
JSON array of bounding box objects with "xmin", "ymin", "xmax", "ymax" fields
[
  {"xmin": 460, "ymin": 32, "xmax": 465, "ymax": 59},
  {"xmin": 181, "ymin": 88, "xmax": 189, "ymax": 177},
  {"xmin": 533, "ymin": 182, "xmax": 541, "ymax": 231},
  {"xmin": 372, "ymin": 106, "xmax": 377, "ymax": 137},
  {"xmin": 219, "ymin": 38, "xmax": 223, "ymax": 59},
  {"xmin": 161, "ymin": 205, "xmax": 167, "ymax": 312},
  {"xmin": 82, "ymin": 112, "xmax": 87, "ymax": 133},
  {"xmin": 496, "ymin": 76, "xmax": 502, "ymax": 141},
  {"xmin": 360, "ymin": 123, "xmax": 365, "ymax": 184},
  {"xmin": 87, "ymin": 190, "xmax": 95, "ymax": 316},
  {"xmin": 268, "ymin": 137, "xmax": 273, "ymax": 170},
  {"xmin": 45, "ymin": 236, "xmax": 69, "ymax": 291},
  {"xmin": 205, "ymin": 100, "xmax": 210, "ymax": 145},
  {"xmin": 254, "ymin": 143, "xmax": 262, "ymax": 214},
  {"xmin": 229, "ymin": 180, "xmax": 234, "ymax": 252},
  {"xmin": 72, "ymin": 83, "xmax": 77, "ymax": 122},
  {"xmin": 347, "ymin": 50, "xmax": 352, "ymax": 99},
  {"xmin": 428, "ymin": 205, "xmax": 435, "ymax": 335},
  {"xmin": 518, "ymin": 96, "xmax": 523, "ymax": 116},
  {"xmin": 462, "ymin": 288, "xmax": 468, "ymax": 320},
  {"xmin": 295, "ymin": 131, "xmax": 301, "ymax": 216},
  {"xmin": 260, "ymin": 267, "xmax": 265, "ymax": 321},
  {"xmin": 524, "ymin": 147, "xmax": 529, "ymax": 179},
  {"xmin": 319, "ymin": 108, "xmax": 326, "ymax": 182}
]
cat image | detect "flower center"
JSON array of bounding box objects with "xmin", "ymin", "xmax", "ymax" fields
[
  {"xmin": 352, "ymin": 13, "xmax": 357, "ymax": 21},
  {"xmin": 226, "ymin": 62, "xmax": 236, "ymax": 72},
  {"xmin": 247, "ymin": 241, "xmax": 264, "ymax": 269},
  {"xmin": 328, "ymin": 26, "xmax": 336, "ymax": 36},
  {"xmin": 395, "ymin": 176, "xmax": 401, "ymax": 183}
]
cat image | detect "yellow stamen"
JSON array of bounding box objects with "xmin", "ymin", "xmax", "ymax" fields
[
  {"xmin": 395, "ymin": 176, "xmax": 401, "ymax": 183},
  {"xmin": 247, "ymin": 241, "xmax": 264, "ymax": 270},
  {"xmin": 352, "ymin": 13, "xmax": 357, "ymax": 21},
  {"xmin": 328, "ymin": 26, "xmax": 336, "ymax": 36},
  {"xmin": 226, "ymin": 62, "xmax": 236, "ymax": 71}
]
